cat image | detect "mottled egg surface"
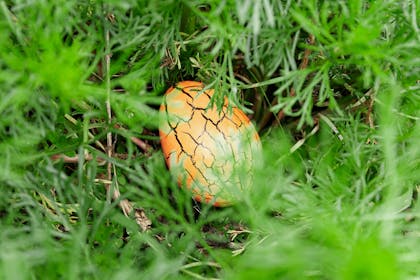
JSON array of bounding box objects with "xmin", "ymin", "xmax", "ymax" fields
[{"xmin": 159, "ymin": 81, "xmax": 261, "ymax": 206}]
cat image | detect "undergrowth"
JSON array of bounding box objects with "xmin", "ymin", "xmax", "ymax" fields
[{"xmin": 0, "ymin": 0, "xmax": 419, "ymax": 279}]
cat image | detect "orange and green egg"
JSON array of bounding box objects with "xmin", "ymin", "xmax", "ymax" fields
[{"xmin": 159, "ymin": 81, "xmax": 261, "ymax": 206}]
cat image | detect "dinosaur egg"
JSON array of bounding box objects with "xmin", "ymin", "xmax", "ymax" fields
[{"xmin": 159, "ymin": 81, "xmax": 261, "ymax": 206}]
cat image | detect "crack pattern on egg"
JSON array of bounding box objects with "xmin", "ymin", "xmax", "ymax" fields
[{"xmin": 159, "ymin": 81, "xmax": 261, "ymax": 206}]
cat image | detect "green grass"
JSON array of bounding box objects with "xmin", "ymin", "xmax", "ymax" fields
[{"xmin": 0, "ymin": 0, "xmax": 419, "ymax": 279}]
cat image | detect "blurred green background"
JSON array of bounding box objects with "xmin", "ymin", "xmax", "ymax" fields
[{"xmin": 0, "ymin": 0, "xmax": 418, "ymax": 279}]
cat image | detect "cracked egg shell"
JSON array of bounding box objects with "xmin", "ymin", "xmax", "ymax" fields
[{"xmin": 159, "ymin": 81, "xmax": 261, "ymax": 207}]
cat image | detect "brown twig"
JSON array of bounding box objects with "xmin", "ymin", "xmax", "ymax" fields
[
  {"xmin": 299, "ymin": 34, "xmax": 315, "ymax": 70},
  {"xmin": 366, "ymin": 92, "xmax": 375, "ymax": 129},
  {"xmin": 318, "ymin": 113, "xmax": 343, "ymax": 142},
  {"xmin": 103, "ymin": 14, "xmax": 151, "ymax": 232},
  {"xmin": 275, "ymin": 34, "xmax": 316, "ymax": 124},
  {"xmin": 51, "ymin": 153, "xmax": 135, "ymax": 163},
  {"xmin": 105, "ymin": 26, "xmax": 113, "ymax": 195},
  {"xmin": 366, "ymin": 90, "xmax": 377, "ymax": 144},
  {"xmin": 113, "ymin": 123, "xmax": 153, "ymax": 154},
  {"xmin": 344, "ymin": 88, "xmax": 377, "ymax": 144},
  {"xmin": 289, "ymin": 119, "xmax": 321, "ymax": 153},
  {"xmin": 234, "ymin": 72, "xmax": 261, "ymax": 120},
  {"xmin": 130, "ymin": 136, "xmax": 153, "ymax": 153},
  {"xmin": 51, "ymin": 154, "xmax": 91, "ymax": 163}
]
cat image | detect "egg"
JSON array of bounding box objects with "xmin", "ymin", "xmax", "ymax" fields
[{"xmin": 159, "ymin": 81, "xmax": 261, "ymax": 206}]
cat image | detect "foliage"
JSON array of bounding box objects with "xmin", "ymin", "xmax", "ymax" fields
[{"xmin": 0, "ymin": 0, "xmax": 419, "ymax": 279}]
